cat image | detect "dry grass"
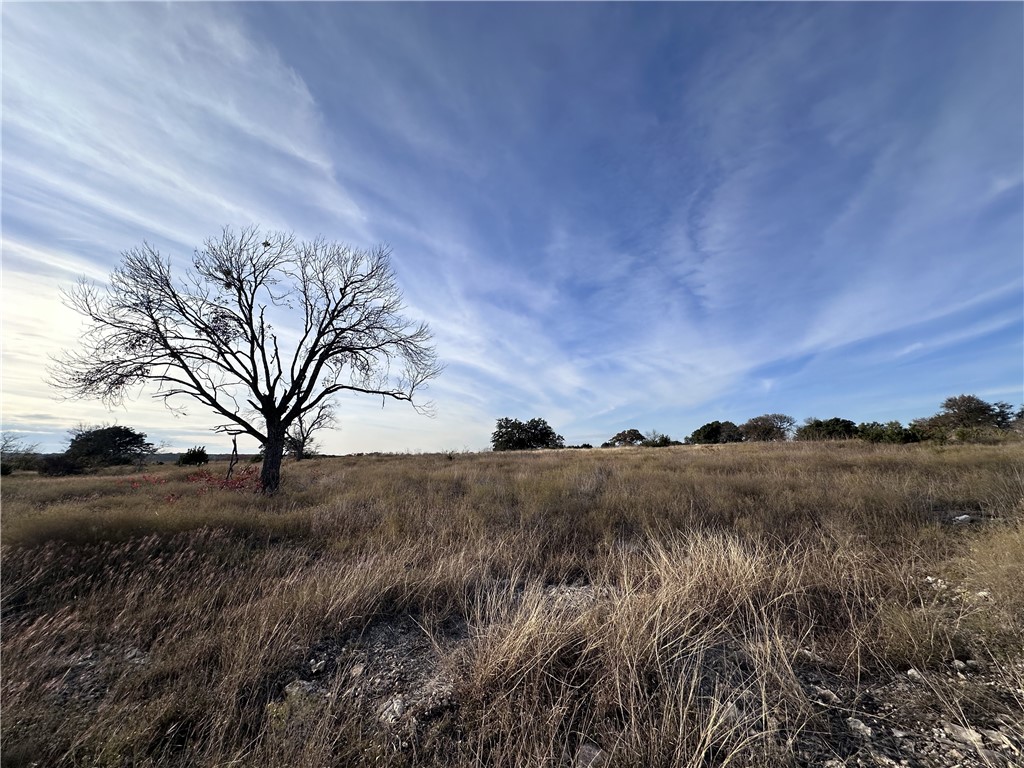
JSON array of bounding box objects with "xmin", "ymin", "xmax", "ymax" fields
[{"xmin": 1, "ymin": 441, "xmax": 1021, "ymax": 766}]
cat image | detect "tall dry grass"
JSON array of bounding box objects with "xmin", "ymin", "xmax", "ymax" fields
[{"xmin": 1, "ymin": 441, "xmax": 1021, "ymax": 766}]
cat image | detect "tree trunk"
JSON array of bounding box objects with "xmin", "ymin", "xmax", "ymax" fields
[{"xmin": 260, "ymin": 429, "xmax": 286, "ymax": 493}]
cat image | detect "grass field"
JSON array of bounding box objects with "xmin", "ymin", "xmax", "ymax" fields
[{"xmin": 2, "ymin": 442, "xmax": 1022, "ymax": 767}]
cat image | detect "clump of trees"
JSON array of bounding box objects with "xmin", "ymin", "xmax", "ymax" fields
[
  {"xmin": 66, "ymin": 424, "xmax": 156, "ymax": 468},
  {"xmin": 35, "ymin": 424, "xmax": 156, "ymax": 476},
  {"xmin": 491, "ymin": 418, "xmax": 564, "ymax": 451},
  {"xmin": 739, "ymin": 413, "xmax": 796, "ymax": 442},
  {"xmin": 794, "ymin": 417, "xmax": 858, "ymax": 441},
  {"xmin": 1, "ymin": 434, "xmax": 39, "ymax": 475},
  {"xmin": 686, "ymin": 420, "xmax": 743, "ymax": 445},
  {"xmin": 911, "ymin": 395, "xmax": 1019, "ymax": 443},
  {"xmin": 599, "ymin": 428, "xmax": 680, "ymax": 448},
  {"xmin": 602, "ymin": 429, "xmax": 646, "ymax": 448},
  {"xmin": 177, "ymin": 446, "xmax": 210, "ymax": 466},
  {"xmin": 854, "ymin": 421, "xmax": 919, "ymax": 444},
  {"xmin": 49, "ymin": 226, "xmax": 441, "ymax": 492}
]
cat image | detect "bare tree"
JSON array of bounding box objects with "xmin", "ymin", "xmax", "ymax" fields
[
  {"xmin": 50, "ymin": 226, "xmax": 442, "ymax": 492},
  {"xmin": 284, "ymin": 402, "xmax": 335, "ymax": 461}
]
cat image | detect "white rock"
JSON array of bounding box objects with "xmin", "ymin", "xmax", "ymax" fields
[
  {"xmin": 813, "ymin": 686, "xmax": 841, "ymax": 705},
  {"xmin": 847, "ymin": 717, "xmax": 873, "ymax": 740},
  {"xmin": 943, "ymin": 721, "xmax": 983, "ymax": 747},
  {"xmin": 906, "ymin": 668, "xmax": 924, "ymax": 683},
  {"xmin": 575, "ymin": 741, "xmax": 607, "ymax": 768}
]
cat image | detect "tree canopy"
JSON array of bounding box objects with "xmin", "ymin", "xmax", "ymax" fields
[
  {"xmin": 605, "ymin": 428, "xmax": 646, "ymax": 447},
  {"xmin": 65, "ymin": 424, "xmax": 154, "ymax": 467},
  {"xmin": 491, "ymin": 418, "xmax": 564, "ymax": 451},
  {"xmin": 739, "ymin": 413, "xmax": 796, "ymax": 442},
  {"xmin": 687, "ymin": 420, "xmax": 743, "ymax": 445},
  {"xmin": 794, "ymin": 417, "xmax": 858, "ymax": 441}
]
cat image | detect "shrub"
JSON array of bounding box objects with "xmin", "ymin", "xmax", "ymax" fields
[
  {"xmin": 177, "ymin": 446, "xmax": 209, "ymax": 466},
  {"xmin": 38, "ymin": 455, "xmax": 86, "ymax": 476},
  {"xmin": 857, "ymin": 421, "xmax": 918, "ymax": 444},
  {"xmin": 641, "ymin": 430, "xmax": 681, "ymax": 447}
]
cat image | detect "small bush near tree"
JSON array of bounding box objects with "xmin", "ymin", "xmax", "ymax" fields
[
  {"xmin": 491, "ymin": 418, "xmax": 564, "ymax": 451},
  {"xmin": 38, "ymin": 455, "xmax": 86, "ymax": 476},
  {"xmin": 177, "ymin": 446, "xmax": 209, "ymax": 466}
]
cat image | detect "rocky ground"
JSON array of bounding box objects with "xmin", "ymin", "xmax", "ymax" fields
[{"xmin": 258, "ymin": 581, "xmax": 1022, "ymax": 768}]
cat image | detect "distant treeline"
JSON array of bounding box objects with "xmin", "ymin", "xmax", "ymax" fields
[{"xmin": 491, "ymin": 394, "xmax": 1023, "ymax": 452}]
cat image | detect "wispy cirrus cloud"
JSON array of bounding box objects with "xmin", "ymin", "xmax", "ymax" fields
[{"xmin": 2, "ymin": 3, "xmax": 1020, "ymax": 453}]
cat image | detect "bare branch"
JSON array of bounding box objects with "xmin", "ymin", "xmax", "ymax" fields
[{"xmin": 50, "ymin": 227, "xmax": 442, "ymax": 492}]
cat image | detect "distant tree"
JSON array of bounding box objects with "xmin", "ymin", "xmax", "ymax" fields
[
  {"xmin": 794, "ymin": 417, "xmax": 858, "ymax": 441},
  {"xmin": 640, "ymin": 429, "xmax": 679, "ymax": 447},
  {"xmin": 740, "ymin": 413, "xmax": 796, "ymax": 442},
  {"xmin": 911, "ymin": 394, "xmax": 1020, "ymax": 442},
  {"xmin": 65, "ymin": 424, "xmax": 155, "ymax": 467},
  {"xmin": 491, "ymin": 417, "xmax": 564, "ymax": 451},
  {"xmin": 687, "ymin": 420, "xmax": 743, "ymax": 445},
  {"xmin": 49, "ymin": 226, "xmax": 441, "ymax": 493},
  {"xmin": 934, "ymin": 395, "xmax": 1013, "ymax": 430},
  {"xmin": 177, "ymin": 446, "xmax": 209, "ymax": 466},
  {"xmin": 284, "ymin": 403, "xmax": 336, "ymax": 461},
  {"xmin": 1, "ymin": 433, "xmax": 39, "ymax": 475},
  {"xmin": 606, "ymin": 428, "xmax": 646, "ymax": 447},
  {"xmin": 856, "ymin": 421, "xmax": 918, "ymax": 444}
]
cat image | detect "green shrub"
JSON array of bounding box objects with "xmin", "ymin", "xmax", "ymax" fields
[
  {"xmin": 177, "ymin": 446, "xmax": 209, "ymax": 466},
  {"xmin": 38, "ymin": 455, "xmax": 86, "ymax": 476}
]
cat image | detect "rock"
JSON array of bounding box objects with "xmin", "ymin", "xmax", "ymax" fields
[
  {"xmin": 943, "ymin": 721, "xmax": 983, "ymax": 747},
  {"xmin": 951, "ymin": 660, "xmax": 967, "ymax": 672},
  {"xmin": 813, "ymin": 686, "xmax": 841, "ymax": 705},
  {"xmin": 847, "ymin": 717, "xmax": 873, "ymax": 740},
  {"xmin": 796, "ymin": 648, "xmax": 826, "ymax": 664},
  {"xmin": 575, "ymin": 741, "xmax": 607, "ymax": 768},
  {"xmin": 380, "ymin": 695, "xmax": 406, "ymax": 723},
  {"xmin": 906, "ymin": 668, "xmax": 924, "ymax": 683},
  {"xmin": 891, "ymin": 729, "xmax": 909, "ymax": 739},
  {"xmin": 981, "ymin": 729, "xmax": 1014, "ymax": 750},
  {"xmin": 285, "ymin": 680, "xmax": 315, "ymax": 696},
  {"xmin": 952, "ymin": 514, "xmax": 973, "ymax": 524},
  {"xmin": 349, "ymin": 663, "xmax": 365, "ymax": 678},
  {"xmin": 310, "ymin": 657, "xmax": 327, "ymax": 674}
]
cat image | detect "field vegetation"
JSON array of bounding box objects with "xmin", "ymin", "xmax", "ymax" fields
[{"xmin": 2, "ymin": 441, "xmax": 1022, "ymax": 767}]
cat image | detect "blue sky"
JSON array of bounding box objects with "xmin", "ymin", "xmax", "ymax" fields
[{"xmin": 2, "ymin": 2, "xmax": 1022, "ymax": 454}]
